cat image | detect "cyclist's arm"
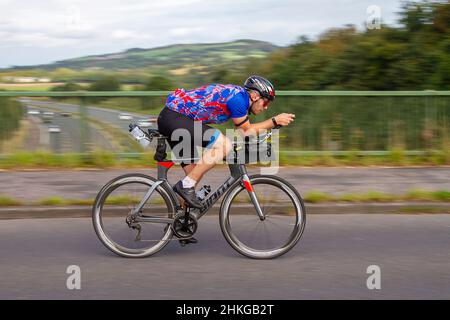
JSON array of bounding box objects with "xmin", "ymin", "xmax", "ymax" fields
[
  {"xmin": 232, "ymin": 113, "xmax": 295, "ymax": 136},
  {"xmin": 232, "ymin": 116, "xmax": 274, "ymax": 136}
]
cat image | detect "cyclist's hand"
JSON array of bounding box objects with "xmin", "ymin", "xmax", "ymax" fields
[{"xmin": 275, "ymin": 113, "xmax": 295, "ymax": 126}]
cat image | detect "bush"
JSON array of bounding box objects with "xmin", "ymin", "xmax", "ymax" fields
[
  {"xmin": 51, "ymin": 82, "xmax": 84, "ymax": 92},
  {"xmin": 89, "ymin": 76, "xmax": 120, "ymax": 91},
  {"xmin": 87, "ymin": 76, "xmax": 121, "ymax": 103}
]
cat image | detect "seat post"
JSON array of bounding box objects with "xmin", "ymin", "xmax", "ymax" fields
[
  {"xmin": 154, "ymin": 136, "xmax": 174, "ymax": 180},
  {"xmin": 228, "ymin": 163, "xmax": 247, "ymax": 179}
]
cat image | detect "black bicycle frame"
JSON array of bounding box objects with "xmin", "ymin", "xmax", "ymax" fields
[
  {"xmin": 156, "ymin": 161, "xmax": 255, "ymax": 218},
  {"xmin": 133, "ymin": 135, "xmax": 266, "ymax": 223}
]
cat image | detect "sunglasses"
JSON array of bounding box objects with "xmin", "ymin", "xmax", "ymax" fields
[{"xmin": 259, "ymin": 97, "xmax": 270, "ymax": 107}]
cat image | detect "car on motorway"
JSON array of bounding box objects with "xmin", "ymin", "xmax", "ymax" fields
[
  {"xmin": 60, "ymin": 112, "xmax": 71, "ymax": 117},
  {"xmin": 118, "ymin": 113, "xmax": 133, "ymax": 120},
  {"xmin": 27, "ymin": 109, "xmax": 40, "ymax": 115},
  {"xmin": 42, "ymin": 111, "xmax": 54, "ymax": 123},
  {"xmin": 137, "ymin": 117, "xmax": 156, "ymax": 128},
  {"xmin": 48, "ymin": 125, "xmax": 61, "ymax": 133}
]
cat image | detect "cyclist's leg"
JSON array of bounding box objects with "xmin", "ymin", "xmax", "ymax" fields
[
  {"xmin": 186, "ymin": 132, "xmax": 232, "ymax": 183},
  {"xmin": 182, "ymin": 163, "xmax": 196, "ymax": 175},
  {"xmin": 158, "ymin": 107, "xmax": 224, "ymax": 190}
]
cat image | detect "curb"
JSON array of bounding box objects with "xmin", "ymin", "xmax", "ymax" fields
[{"xmin": 0, "ymin": 202, "xmax": 449, "ymax": 219}]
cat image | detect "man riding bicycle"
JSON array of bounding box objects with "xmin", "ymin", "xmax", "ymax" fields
[{"xmin": 157, "ymin": 75, "xmax": 295, "ymax": 209}]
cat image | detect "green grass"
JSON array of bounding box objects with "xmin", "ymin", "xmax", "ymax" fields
[
  {"xmin": 431, "ymin": 191, "xmax": 450, "ymax": 201},
  {"xmin": 304, "ymin": 189, "xmax": 450, "ymax": 204},
  {"xmin": 405, "ymin": 189, "xmax": 450, "ymax": 201},
  {"xmin": 0, "ymin": 195, "xmax": 22, "ymax": 206},
  {"xmin": 405, "ymin": 189, "xmax": 434, "ymax": 201},
  {"xmin": 304, "ymin": 191, "xmax": 335, "ymax": 203},
  {"xmin": 39, "ymin": 197, "xmax": 65, "ymax": 206},
  {"xmin": 362, "ymin": 191, "xmax": 395, "ymax": 202},
  {"xmin": 0, "ymin": 151, "xmax": 157, "ymax": 169},
  {"xmin": 1, "ymin": 189, "xmax": 450, "ymax": 207},
  {"xmin": 0, "ymin": 84, "xmax": 55, "ymax": 91},
  {"xmin": 65, "ymin": 198, "xmax": 94, "ymax": 206},
  {"xmin": 2, "ymin": 149, "xmax": 450, "ymax": 169},
  {"xmin": 86, "ymin": 117, "xmax": 144, "ymax": 153},
  {"xmin": 104, "ymin": 195, "xmax": 141, "ymax": 205},
  {"xmin": 1, "ymin": 150, "xmax": 450, "ymax": 170}
]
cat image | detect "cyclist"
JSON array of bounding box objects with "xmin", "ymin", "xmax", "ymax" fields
[{"xmin": 157, "ymin": 75, "xmax": 295, "ymax": 209}]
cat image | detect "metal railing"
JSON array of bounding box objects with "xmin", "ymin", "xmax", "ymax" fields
[
  {"xmin": 1, "ymin": 90, "xmax": 450, "ymax": 97},
  {"xmin": 1, "ymin": 90, "xmax": 450, "ymax": 156}
]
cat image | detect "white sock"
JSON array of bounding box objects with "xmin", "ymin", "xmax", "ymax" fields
[{"xmin": 182, "ymin": 176, "xmax": 197, "ymax": 188}]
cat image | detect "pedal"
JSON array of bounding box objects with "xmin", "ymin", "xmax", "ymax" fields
[{"xmin": 179, "ymin": 237, "xmax": 198, "ymax": 246}]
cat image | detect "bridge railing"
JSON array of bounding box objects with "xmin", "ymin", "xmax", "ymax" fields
[{"xmin": 1, "ymin": 90, "xmax": 449, "ymax": 156}]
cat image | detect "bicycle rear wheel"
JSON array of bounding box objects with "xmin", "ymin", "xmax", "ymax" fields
[
  {"xmin": 219, "ymin": 175, "xmax": 306, "ymax": 259},
  {"xmin": 92, "ymin": 174, "xmax": 176, "ymax": 258}
]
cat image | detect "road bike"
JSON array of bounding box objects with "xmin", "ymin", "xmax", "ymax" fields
[{"xmin": 92, "ymin": 125, "xmax": 306, "ymax": 259}]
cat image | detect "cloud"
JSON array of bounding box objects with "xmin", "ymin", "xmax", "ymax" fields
[
  {"xmin": 0, "ymin": 0, "xmax": 403, "ymax": 67},
  {"xmin": 169, "ymin": 27, "xmax": 204, "ymax": 37},
  {"xmin": 112, "ymin": 29, "xmax": 153, "ymax": 41}
]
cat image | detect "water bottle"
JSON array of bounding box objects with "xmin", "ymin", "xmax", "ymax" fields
[
  {"xmin": 129, "ymin": 124, "xmax": 150, "ymax": 147},
  {"xmin": 196, "ymin": 185, "xmax": 211, "ymax": 201}
]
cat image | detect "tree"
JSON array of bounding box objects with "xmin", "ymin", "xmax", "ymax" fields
[
  {"xmin": 144, "ymin": 76, "xmax": 173, "ymax": 91},
  {"xmin": 51, "ymin": 82, "xmax": 84, "ymax": 92},
  {"xmin": 89, "ymin": 76, "xmax": 120, "ymax": 91},
  {"xmin": 142, "ymin": 76, "xmax": 174, "ymax": 110}
]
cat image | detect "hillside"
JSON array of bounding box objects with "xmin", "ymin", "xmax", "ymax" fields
[{"xmin": 10, "ymin": 39, "xmax": 279, "ymax": 71}]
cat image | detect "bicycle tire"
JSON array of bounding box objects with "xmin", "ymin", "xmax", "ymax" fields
[
  {"xmin": 219, "ymin": 174, "xmax": 306, "ymax": 259},
  {"xmin": 92, "ymin": 173, "xmax": 177, "ymax": 258}
]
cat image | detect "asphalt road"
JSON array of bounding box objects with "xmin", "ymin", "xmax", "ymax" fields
[{"xmin": 0, "ymin": 214, "xmax": 448, "ymax": 299}]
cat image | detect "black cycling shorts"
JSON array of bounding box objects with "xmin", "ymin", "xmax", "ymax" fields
[{"xmin": 157, "ymin": 107, "xmax": 221, "ymax": 167}]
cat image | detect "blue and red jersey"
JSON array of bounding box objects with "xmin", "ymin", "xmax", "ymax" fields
[{"xmin": 165, "ymin": 84, "xmax": 250, "ymax": 124}]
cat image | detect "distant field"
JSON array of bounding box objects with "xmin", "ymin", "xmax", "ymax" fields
[
  {"xmin": 0, "ymin": 83, "xmax": 138, "ymax": 91},
  {"xmin": 0, "ymin": 83, "xmax": 64, "ymax": 91}
]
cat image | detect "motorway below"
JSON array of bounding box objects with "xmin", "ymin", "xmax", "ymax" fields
[
  {"xmin": 19, "ymin": 98, "xmax": 152, "ymax": 132},
  {"xmin": 18, "ymin": 98, "xmax": 156, "ymax": 153},
  {"xmin": 0, "ymin": 214, "xmax": 448, "ymax": 299}
]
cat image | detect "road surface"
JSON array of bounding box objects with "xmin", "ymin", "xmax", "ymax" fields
[{"xmin": 0, "ymin": 214, "xmax": 448, "ymax": 299}]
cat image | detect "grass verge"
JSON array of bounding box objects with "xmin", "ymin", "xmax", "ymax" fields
[
  {"xmin": 1, "ymin": 150, "xmax": 450, "ymax": 169},
  {"xmin": 0, "ymin": 189, "xmax": 449, "ymax": 207},
  {"xmin": 0, "ymin": 195, "xmax": 22, "ymax": 206}
]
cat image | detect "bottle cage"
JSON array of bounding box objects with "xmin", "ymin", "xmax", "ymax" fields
[{"xmin": 154, "ymin": 137, "xmax": 167, "ymax": 162}]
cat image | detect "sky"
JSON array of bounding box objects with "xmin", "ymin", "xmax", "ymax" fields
[{"xmin": 0, "ymin": 0, "xmax": 404, "ymax": 68}]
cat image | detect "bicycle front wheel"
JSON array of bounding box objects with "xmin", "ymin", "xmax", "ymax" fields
[
  {"xmin": 219, "ymin": 175, "xmax": 306, "ymax": 259},
  {"xmin": 92, "ymin": 174, "xmax": 176, "ymax": 258}
]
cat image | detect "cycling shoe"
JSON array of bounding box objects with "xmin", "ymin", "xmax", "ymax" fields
[
  {"xmin": 179, "ymin": 237, "xmax": 198, "ymax": 246},
  {"xmin": 173, "ymin": 181, "xmax": 203, "ymax": 209}
]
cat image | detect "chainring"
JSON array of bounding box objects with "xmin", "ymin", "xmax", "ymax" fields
[{"xmin": 171, "ymin": 212, "xmax": 198, "ymax": 239}]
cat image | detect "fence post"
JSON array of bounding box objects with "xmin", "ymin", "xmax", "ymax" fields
[{"xmin": 79, "ymin": 97, "xmax": 90, "ymax": 153}]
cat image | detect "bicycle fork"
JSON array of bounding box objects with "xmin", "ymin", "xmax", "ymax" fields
[{"xmin": 241, "ymin": 174, "xmax": 266, "ymax": 221}]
